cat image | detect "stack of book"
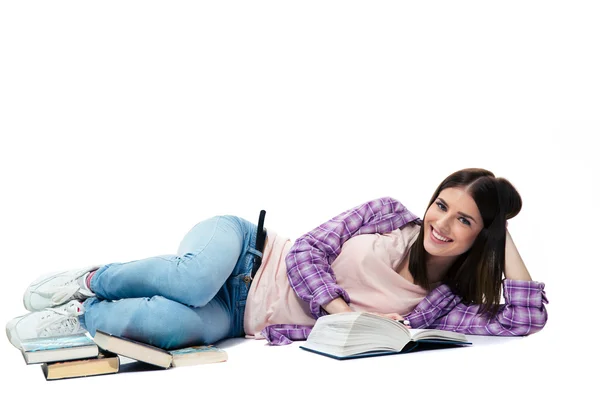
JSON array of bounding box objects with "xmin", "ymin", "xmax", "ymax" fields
[{"xmin": 17, "ymin": 331, "xmax": 228, "ymax": 380}]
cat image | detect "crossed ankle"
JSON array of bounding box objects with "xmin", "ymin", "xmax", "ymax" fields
[{"xmin": 84, "ymin": 270, "xmax": 96, "ymax": 293}]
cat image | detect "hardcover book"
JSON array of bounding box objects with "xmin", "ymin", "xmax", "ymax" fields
[
  {"xmin": 300, "ymin": 312, "xmax": 472, "ymax": 360},
  {"xmin": 41, "ymin": 350, "xmax": 120, "ymax": 380},
  {"xmin": 93, "ymin": 330, "xmax": 228, "ymax": 369},
  {"xmin": 93, "ymin": 330, "xmax": 172, "ymax": 368},
  {"xmin": 20, "ymin": 333, "xmax": 99, "ymax": 364},
  {"xmin": 170, "ymin": 345, "xmax": 228, "ymax": 367}
]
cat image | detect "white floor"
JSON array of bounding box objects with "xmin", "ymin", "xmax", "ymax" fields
[
  {"xmin": 0, "ymin": 328, "xmax": 586, "ymax": 399},
  {"xmin": 1, "ymin": 2, "xmax": 597, "ymax": 399}
]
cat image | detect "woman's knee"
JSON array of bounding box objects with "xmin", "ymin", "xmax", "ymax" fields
[
  {"xmin": 133, "ymin": 296, "xmax": 228, "ymax": 349},
  {"xmin": 177, "ymin": 285, "xmax": 214, "ymax": 308},
  {"xmin": 128, "ymin": 296, "xmax": 197, "ymax": 348}
]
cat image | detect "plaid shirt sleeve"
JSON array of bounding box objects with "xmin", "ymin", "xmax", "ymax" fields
[
  {"xmin": 405, "ymin": 279, "xmax": 549, "ymax": 335},
  {"xmin": 260, "ymin": 325, "xmax": 313, "ymax": 345},
  {"xmin": 285, "ymin": 197, "xmax": 420, "ymax": 319}
]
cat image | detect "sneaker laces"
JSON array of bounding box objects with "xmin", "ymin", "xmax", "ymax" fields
[{"xmin": 35, "ymin": 301, "xmax": 84, "ymax": 337}]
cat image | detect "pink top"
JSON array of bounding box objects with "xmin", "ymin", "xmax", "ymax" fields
[{"xmin": 244, "ymin": 222, "xmax": 427, "ymax": 338}]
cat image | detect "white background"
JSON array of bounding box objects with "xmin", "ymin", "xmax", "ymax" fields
[{"xmin": 0, "ymin": 1, "xmax": 598, "ymax": 398}]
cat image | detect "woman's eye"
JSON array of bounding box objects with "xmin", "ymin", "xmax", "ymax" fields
[
  {"xmin": 459, "ymin": 217, "xmax": 471, "ymax": 226},
  {"xmin": 436, "ymin": 202, "xmax": 447, "ymax": 211}
]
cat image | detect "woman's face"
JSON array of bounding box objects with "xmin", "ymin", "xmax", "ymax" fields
[{"xmin": 423, "ymin": 187, "xmax": 484, "ymax": 258}]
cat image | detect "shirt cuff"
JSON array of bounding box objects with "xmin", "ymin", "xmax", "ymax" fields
[
  {"xmin": 503, "ymin": 279, "xmax": 548, "ymax": 307},
  {"xmin": 309, "ymin": 285, "xmax": 351, "ymax": 318},
  {"xmin": 261, "ymin": 325, "xmax": 313, "ymax": 345},
  {"xmin": 404, "ymin": 284, "xmax": 458, "ymax": 328}
]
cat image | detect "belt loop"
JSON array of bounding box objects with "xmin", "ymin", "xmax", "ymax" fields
[{"xmin": 247, "ymin": 248, "xmax": 263, "ymax": 258}]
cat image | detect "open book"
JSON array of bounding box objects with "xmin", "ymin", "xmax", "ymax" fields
[{"xmin": 300, "ymin": 312, "xmax": 472, "ymax": 360}]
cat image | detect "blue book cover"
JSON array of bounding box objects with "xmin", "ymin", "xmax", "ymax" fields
[
  {"xmin": 21, "ymin": 333, "xmax": 95, "ymax": 352},
  {"xmin": 169, "ymin": 345, "xmax": 223, "ymax": 356},
  {"xmin": 20, "ymin": 333, "xmax": 99, "ymax": 364},
  {"xmin": 169, "ymin": 345, "xmax": 228, "ymax": 367}
]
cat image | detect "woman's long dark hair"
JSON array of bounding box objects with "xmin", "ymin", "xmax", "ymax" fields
[{"xmin": 408, "ymin": 168, "xmax": 522, "ymax": 316}]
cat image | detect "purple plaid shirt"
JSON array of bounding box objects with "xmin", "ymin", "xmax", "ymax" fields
[{"xmin": 260, "ymin": 197, "xmax": 549, "ymax": 345}]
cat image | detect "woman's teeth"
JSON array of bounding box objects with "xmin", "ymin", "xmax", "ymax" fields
[{"xmin": 432, "ymin": 228, "xmax": 452, "ymax": 242}]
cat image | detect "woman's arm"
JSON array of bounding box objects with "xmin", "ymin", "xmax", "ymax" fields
[
  {"xmin": 322, "ymin": 297, "xmax": 353, "ymax": 314},
  {"xmin": 405, "ymin": 227, "xmax": 547, "ymax": 335},
  {"xmin": 504, "ymin": 230, "xmax": 532, "ymax": 281},
  {"xmin": 405, "ymin": 279, "xmax": 548, "ymax": 335},
  {"xmin": 286, "ymin": 197, "xmax": 420, "ymax": 319}
]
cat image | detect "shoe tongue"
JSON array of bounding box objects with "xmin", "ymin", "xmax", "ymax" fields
[
  {"xmin": 64, "ymin": 300, "xmax": 84, "ymax": 315},
  {"xmin": 76, "ymin": 275, "xmax": 94, "ymax": 297},
  {"xmin": 78, "ymin": 274, "xmax": 89, "ymax": 290}
]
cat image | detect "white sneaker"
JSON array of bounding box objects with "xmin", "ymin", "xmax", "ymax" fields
[
  {"xmin": 23, "ymin": 265, "xmax": 99, "ymax": 311},
  {"xmin": 6, "ymin": 300, "xmax": 87, "ymax": 349}
]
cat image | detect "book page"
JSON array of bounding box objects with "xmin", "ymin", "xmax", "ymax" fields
[{"xmin": 410, "ymin": 329, "xmax": 469, "ymax": 342}]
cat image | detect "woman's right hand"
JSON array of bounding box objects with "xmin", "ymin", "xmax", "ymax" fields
[
  {"xmin": 323, "ymin": 299, "xmax": 412, "ymax": 328},
  {"xmin": 369, "ymin": 312, "xmax": 411, "ymax": 327}
]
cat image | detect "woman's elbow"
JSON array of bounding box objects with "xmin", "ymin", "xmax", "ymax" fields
[{"xmin": 500, "ymin": 305, "xmax": 548, "ymax": 336}]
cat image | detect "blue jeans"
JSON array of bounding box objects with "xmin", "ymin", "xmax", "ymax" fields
[{"xmin": 79, "ymin": 216, "xmax": 260, "ymax": 350}]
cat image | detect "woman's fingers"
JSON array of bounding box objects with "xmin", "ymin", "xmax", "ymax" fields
[
  {"xmin": 385, "ymin": 312, "xmax": 403, "ymax": 320},
  {"xmin": 386, "ymin": 313, "xmax": 411, "ymax": 328},
  {"xmin": 370, "ymin": 312, "xmax": 410, "ymax": 326},
  {"xmin": 368, "ymin": 312, "xmax": 411, "ymax": 327}
]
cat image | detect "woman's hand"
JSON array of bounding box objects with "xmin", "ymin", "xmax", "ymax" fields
[
  {"xmin": 323, "ymin": 299, "xmax": 412, "ymax": 328},
  {"xmin": 369, "ymin": 312, "xmax": 411, "ymax": 328}
]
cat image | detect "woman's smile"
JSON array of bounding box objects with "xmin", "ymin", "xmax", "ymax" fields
[{"xmin": 430, "ymin": 226, "xmax": 453, "ymax": 244}]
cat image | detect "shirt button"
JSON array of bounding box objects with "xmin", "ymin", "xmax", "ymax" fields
[{"xmin": 243, "ymin": 276, "xmax": 252, "ymax": 284}]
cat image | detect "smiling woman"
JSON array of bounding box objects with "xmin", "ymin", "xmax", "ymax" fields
[
  {"xmin": 6, "ymin": 168, "xmax": 548, "ymax": 352},
  {"xmin": 268, "ymin": 168, "xmax": 547, "ymax": 343},
  {"xmin": 409, "ymin": 169, "xmax": 525, "ymax": 316},
  {"xmin": 423, "ymin": 188, "xmax": 484, "ymax": 277}
]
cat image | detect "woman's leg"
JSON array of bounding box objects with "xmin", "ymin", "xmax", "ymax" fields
[
  {"xmin": 24, "ymin": 216, "xmax": 249, "ymax": 310},
  {"xmin": 81, "ymin": 294, "xmax": 233, "ymax": 349},
  {"xmin": 81, "ymin": 215, "xmax": 258, "ymax": 348},
  {"xmin": 91, "ymin": 216, "xmax": 246, "ymax": 307},
  {"xmin": 10, "ymin": 215, "xmax": 258, "ymax": 349}
]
